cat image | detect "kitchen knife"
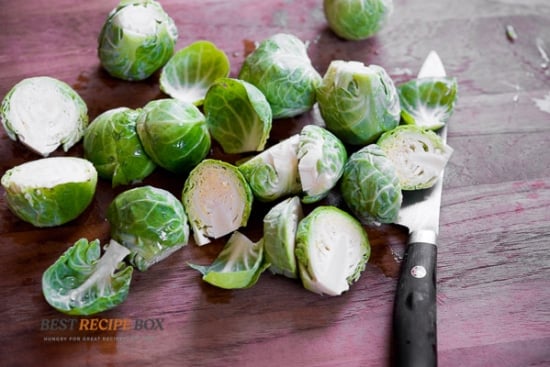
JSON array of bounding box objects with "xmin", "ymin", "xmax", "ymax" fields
[{"xmin": 392, "ymin": 51, "xmax": 448, "ymax": 367}]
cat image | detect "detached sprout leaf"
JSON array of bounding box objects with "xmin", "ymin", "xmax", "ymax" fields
[
  {"xmin": 84, "ymin": 107, "xmax": 156, "ymax": 186},
  {"xmin": 340, "ymin": 144, "xmax": 402, "ymax": 224},
  {"xmin": 160, "ymin": 40, "xmax": 230, "ymax": 105},
  {"xmin": 204, "ymin": 78, "xmax": 272, "ymax": 154},
  {"xmin": 182, "ymin": 159, "xmax": 253, "ymax": 246},
  {"xmin": 398, "ymin": 77, "xmax": 458, "ymax": 130},
  {"xmin": 0, "ymin": 76, "xmax": 88, "ymax": 157},
  {"xmin": 189, "ymin": 231, "xmax": 269, "ymax": 289},
  {"xmin": 1, "ymin": 157, "xmax": 97, "ymax": 227},
  {"xmin": 107, "ymin": 185, "xmax": 189, "ymax": 271},
  {"xmin": 295, "ymin": 206, "xmax": 370, "ymax": 296},
  {"xmin": 316, "ymin": 60, "xmax": 400, "ymax": 145},
  {"xmin": 239, "ymin": 33, "xmax": 322, "ymax": 119},
  {"xmin": 42, "ymin": 239, "xmax": 133, "ymax": 315},
  {"xmin": 377, "ymin": 125, "xmax": 453, "ymax": 190},
  {"xmin": 98, "ymin": 0, "xmax": 178, "ymax": 81}
]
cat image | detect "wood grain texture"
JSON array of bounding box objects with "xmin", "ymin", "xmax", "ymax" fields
[{"xmin": 1, "ymin": 0, "xmax": 549, "ymax": 366}]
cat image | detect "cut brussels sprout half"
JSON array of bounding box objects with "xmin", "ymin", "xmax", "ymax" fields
[
  {"xmin": 397, "ymin": 77, "xmax": 458, "ymax": 130},
  {"xmin": 316, "ymin": 60, "xmax": 400, "ymax": 145},
  {"xmin": 263, "ymin": 196, "xmax": 303, "ymax": 278},
  {"xmin": 136, "ymin": 99, "xmax": 210, "ymax": 174},
  {"xmin": 238, "ymin": 33, "xmax": 322, "ymax": 119},
  {"xmin": 323, "ymin": 0, "xmax": 394, "ymax": 41},
  {"xmin": 182, "ymin": 159, "xmax": 253, "ymax": 246},
  {"xmin": 98, "ymin": 0, "xmax": 178, "ymax": 81},
  {"xmin": 298, "ymin": 125, "xmax": 347, "ymax": 204},
  {"xmin": 42, "ymin": 238, "xmax": 133, "ymax": 315},
  {"xmin": 0, "ymin": 76, "xmax": 88, "ymax": 156},
  {"xmin": 340, "ymin": 144, "xmax": 402, "ymax": 224},
  {"xmin": 107, "ymin": 185, "xmax": 189, "ymax": 271},
  {"xmin": 84, "ymin": 107, "xmax": 156, "ymax": 186},
  {"xmin": 238, "ymin": 134, "xmax": 301, "ymax": 202},
  {"xmin": 204, "ymin": 78, "xmax": 272, "ymax": 154},
  {"xmin": 160, "ymin": 40, "xmax": 230, "ymax": 105},
  {"xmin": 188, "ymin": 231, "xmax": 269, "ymax": 289},
  {"xmin": 377, "ymin": 125, "xmax": 453, "ymax": 190},
  {"xmin": 295, "ymin": 206, "xmax": 370, "ymax": 296},
  {"xmin": 1, "ymin": 157, "xmax": 97, "ymax": 227}
]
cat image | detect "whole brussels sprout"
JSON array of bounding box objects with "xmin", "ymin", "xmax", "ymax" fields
[
  {"xmin": 98, "ymin": 0, "xmax": 178, "ymax": 81},
  {"xmin": 83, "ymin": 107, "xmax": 156, "ymax": 186},
  {"xmin": 340, "ymin": 144, "xmax": 402, "ymax": 224},
  {"xmin": 239, "ymin": 33, "xmax": 322, "ymax": 119},
  {"xmin": 323, "ymin": 0, "xmax": 394, "ymax": 41},
  {"xmin": 316, "ymin": 60, "xmax": 400, "ymax": 145}
]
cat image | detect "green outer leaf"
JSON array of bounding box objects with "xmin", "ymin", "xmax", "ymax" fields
[
  {"xmin": 204, "ymin": 78, "xmax": 272, "ymax": 154},
  {"xmin": 238, "ymin": 33, "xmax": 322, "ymax": 119},
  {"xmin": 340, "ymin": 144, "xmax": 402, "ymax": 224},
  {"xmin": 84, "ymin": 107, "xmax": 156, "ymax": 186},
  {"xmin": 398, "ymin": 77, "xmax": 458, "ymax": 130},
  {"xmin": 42, "ymin": 239, "xmax": 133, "ymax": 315},
  {"xmin": 98, "ymin": 0, "xmax": 178, "ymax": 81},
  {"xmin": 136, "ymin": 99, "xmax": 211, "ymax": 174},
  {"xmin": 159, "ymin": 40, "xmax": 230, "ymax": 105},
  {"xmin": 316, "ymin": 61, "xmax": 400, "ymax": 145},
  {"xmin": 107, "ymin": 185, "xmax": 189, "ymax": 271}
]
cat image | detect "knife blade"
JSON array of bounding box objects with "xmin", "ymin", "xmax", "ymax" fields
[{"xmin": 392, "ymin": 51, "xmax": 448, "ymax": 367}]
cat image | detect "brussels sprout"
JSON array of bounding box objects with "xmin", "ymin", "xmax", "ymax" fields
[
  {"xmin": 316, "ymin": 60, "xmax": 400, "ymax": 145},
  {"xmin": 238, "ymin": 33, "xmax": 322, "ymax": 119},
  {"xmin": 160, "ymin": 40, "xmax": 230, "ymax": 105},
  {"xmin": 238, "ymin": 134, "xmax": 301, "ymax": 202},
  {"xmin": 98, "ymin": 0, "xmax": 178, "ymax": 81},
  {"xmin": 377, "ymin": 125, "xmax": 453, "ymax": 190},
  {"xmin": 42, "ymin": 238, "xmax": 133, "ymax": 315},
  {"xmin": 0, "ymin": 76, "xmax": 88, "ymax": 157},
  {"xmin": 182, "ymin": 159, "xmax": 253, "ymax": 246},
  {"xmin": 263, "ymin": 196, "xmax": 303, "ymax": 278},
  {"xmin": 323, "ymin": 0, "xmax": 394, "ymax": 41},
  {"xmin": 107, "ymin": 185, "xmax": 189, "ymax": 271},
  {"xmin": 295, "ymin": 206, "xmax": 370, "ymax": 296},
  {"xmin": 84, "ymin": 107, "xmax": 156, "ymax": 186},
  {"xmin": 398, "ymin": 77, "xmax": 458, "ymax": 130},
  {"xmin": 136, "ymin": 99, "xmax": 210, "ymax": 174},
  {"xmin": 340, "ymin": 144, "xmax": 402, "ymax": 224},
  {"xmin": 188, "ymin": 231, "xmax": 269, "ymax": 289},
  {"xmin": 298, "ymin": 125, "xmax": 347, "ymax": 203},
  {"xmin": 203, "ymin": 78, "xmax": 272, "ymax": 154},
  {"xmin": 1, "ymin": 157, "xmax": 97, "ymax": 227}
]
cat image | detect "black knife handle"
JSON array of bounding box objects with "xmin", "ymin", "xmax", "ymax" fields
[{"xmin": 393, "ymin": 242, "xmax": 437, "ymax": 367}]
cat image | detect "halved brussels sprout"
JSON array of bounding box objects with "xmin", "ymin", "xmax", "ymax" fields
[
  {"xmin": 238, "ymin": 33, "xmax": 322, "ymax": 119},
  {"xmin": 84, "ymin": 107, "xmax": 156, "ymax": 186},
  {"xmin": 188, "ymin": 231, "xmax": 269, "ymax": 289},
  {"xmin": 1, "ymin": 157, "xmax": 97, "ymax": 227},
  {"xmin": 182, "ymin": 159, "xmax": 253, "ymax": 246},
  {"xmin": 204, "ymin": 78, "xmax": 272, "ymax": 154},
  {"xmin": 340, "ymin": 144, "xmax": 402, "ymax": 224},
  {"xmin": 0, "ymin": 76, "xmax": 88, "ymax": 157},
  {"xmin": 107, "ymin": 185, "xmax": 189, "ymax": 271},
  {"xmin": 377, "ymin": 125, "xmax": 453, "ymax": 190},
  {"xmin": 238, "ymin": 134, "xmax": 301, "ymax": 202},
  {"xmin": 316, "ymin": 60, "xmax": 400, "ymax": 145},
  {"xmin": 160, "ymin": 40, "xmax": 230, "ymax": 105},
  {"xmin": 298, "ymin": 125, "xmax": 347, "ymax": 204},
  {"xmin": 323, "ymin": 0, "xmax": 394, "ymax": 41},
  {"xmin": 263, "ymin": 196, "xmax": 303, "ymax": 278},
  {"xmin": 295, "ymin": 206, "xmax": 370, "ymax": 296},
  {"xmin": 98, "ymin": 0, "xmax": 178, "ymax": 81},
  {"xmin": 398, "ymin": 77, "xmax": 458, "ymax": 130},
  {"xmin": 42, "ymin": 238, "xmax": 133, "ymax": 315},
  {"xmin": 136, "ymin": 99, "xmax": 210, "ymax": 174}
]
